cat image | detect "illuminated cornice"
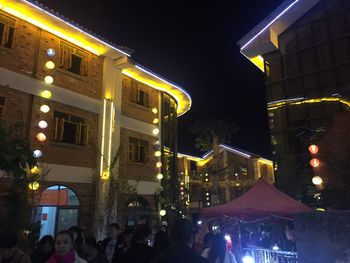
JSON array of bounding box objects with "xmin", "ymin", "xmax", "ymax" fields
[
  {"xmin": 121, "ymin": 64, "xmax": 192, "ymax": 116},
  {"xmin": 0, "ymin": 0, "xmax": 130, "ymax": 57},
  {"xmin": 268, "ymin": 96, "xmax": 350, "ymax": 111},
  {"xmin": 257, "ymin": 158, "xmax": 273, "ymax": 166},
  {"xmin": 238, "ymin": 0, "xmax": 320, "ymax": 70}
]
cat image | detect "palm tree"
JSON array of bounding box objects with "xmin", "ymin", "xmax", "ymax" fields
[{"xmin": 189, "ymin": 118, "xmax": 237, "ymax": 205}]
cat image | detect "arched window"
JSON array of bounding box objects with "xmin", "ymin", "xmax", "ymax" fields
[
  {"xmin": 124, "ymin": 196, "xmax": 151, "ymax": 226},
  {"xmin": 36, "ymin": 185, "xmax": 80, "ymax": 238}
]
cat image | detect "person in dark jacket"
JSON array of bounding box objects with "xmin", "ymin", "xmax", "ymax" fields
[
  {"xmin": 30, "ymin": 235, "xmax": 54, "ymax": 263},
  {"xmin": 83, "ymin": 236, "xmax": 108, "ymax": 263},
  {"xmin": 99, "ymin": 223, "xmax": 121, "ymax": 263},
  {"xmin": 151, "ymin": 219, "xmax": 208, "ymax": 263},
  {"xmin": 121, "ymin": 224, "xmax": 155, "ymax": 263},
  {"xmin": 0, "ymin": 231, "xmax": 31, "ymax": 263}
]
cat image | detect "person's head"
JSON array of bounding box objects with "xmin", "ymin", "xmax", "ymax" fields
[
  {"xmin": 69, "ymin": 226, "xmax": 83, "ymax": 244},
  {"xmin": 170, "ymin": 219, "xmax": 194, "ymax": 247},
  {"xmin": 55, "ymin": 230, "xmax": 74, "ymax": 256},
  {"xmin": 117, "ymin": 228, "xmax": 133, "ymax": 248},
  {"xmin": 202, "ymin": 232, "xmax": 214, "ymax": 250},
  {"xmin": 208, "ymin": 233, "xmax": 227, "ymax": 263},
  {"xmin": 132, "ymin": 224, "xmax": 152, "ymax": 243},
  {"xmin": 38, "ymin": 235, "xmax": 54, "ymax": 254},
  {"xmin": 83, "ymin": 235, "xmax": 97, "ymax": 256},
  {"xmin": 108, "ymin": 223, "xmax": 121, "ymax": 240},
  {"xmin": 0, "ymin": 231, "xmax": 18, "ymax": 259}
]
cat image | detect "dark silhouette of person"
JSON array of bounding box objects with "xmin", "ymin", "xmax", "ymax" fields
[
  {"xmin": 83, "ymin": 236, "xmax": 108, "ymax": 263},
  {"xmin": 0, "ymin": 231, "xmax": 31, "ymax": 263},
  {"xmin": 151, "ymin": 219, "xmax": 209, "ymax": 263},
  {"xmin": 30, "ymin": 235, "xmax": 55, "ymax": 263},
  {"xmin": 120, "ymin": 224, "xmax": 155, "ymax": 263}
]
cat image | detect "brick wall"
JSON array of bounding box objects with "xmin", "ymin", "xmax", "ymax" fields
[
  {"xmin": 0, "ymin": 10, "xmax": 103, "ymax": 100},
  {"xmin": 30, "ymin": 97, "xmax": 99, "ymax": 168},
  {"xmin": 119, "ymin": 128, "xmax": 158, "ymax": 182},
  {"xmin": 121, "ymin": 75, "xmax": 160, "ymax": 123}
]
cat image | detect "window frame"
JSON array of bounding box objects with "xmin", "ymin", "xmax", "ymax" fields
[
  {"xmin": 130, "ymin": 80, "xmax": 150, "ymax": 108},
  {"xmin": 128, "ymin": 137, "xmax": 149, "ymax": 163},
  {"xmin": 52, "ymin": 110, "xmax": 88, "ymax": 146},
  {"xmin": 0, "ymin": 12, "xmax": 16, "ymax": 49},
  {"xmin": 59, "ymin": 42, "xmax": 89, "ymax": 76}
]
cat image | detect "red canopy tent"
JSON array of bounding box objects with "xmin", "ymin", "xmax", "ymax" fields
[{"xmin": 202, "ymin": 178, "xmax": 311, "ymax": 220}]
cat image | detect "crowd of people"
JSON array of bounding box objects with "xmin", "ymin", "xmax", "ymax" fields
[{"xmin": 0, "ymin": 219, "xmax": 237, "ymax": 263}]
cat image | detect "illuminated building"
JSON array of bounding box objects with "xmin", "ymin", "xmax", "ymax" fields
[
  {"xmin": 177, "ymin": 144, "xmax": 274, "ymax": 216},
  {"xmin": 239, "ymin": 0, "xmax": 350, "ymax": 200},
  {"xmin": 0, "ymin": 0, "xmax": 190, "ymax": 237}
]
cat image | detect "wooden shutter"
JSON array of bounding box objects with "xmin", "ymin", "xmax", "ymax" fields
[{"xmin": 52, "ymin": 117, "xmax": 64, "ymax": 141}]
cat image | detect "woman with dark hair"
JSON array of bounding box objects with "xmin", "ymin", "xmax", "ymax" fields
[
  {"xmin": 30, "ymin": 235, "xmax": 55, "ymax": 263},
  {"xmin": 201, "ymin": 233, "xmax": 236, "ymax": 263},
  {"xmin": 47, "ymin": 230, "xmax": 87, "ymax": 263},
  {"xmin": 69, "ymin": 226, "xmax": 85, "ymax": 257}
]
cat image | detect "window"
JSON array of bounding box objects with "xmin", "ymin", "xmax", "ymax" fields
[
  {"xmin": 130, "ymin": 80, "xmax": 150, "ymax": 108},
  {"xmin": 0, "ymin": 13, "xmax": 15, "ymax": 49},
  {"xmin": 0, "ymin": 96, "xmax": 5, "ymax": 115},
  {"xmin": 52, "ymin": 111, "xmax": 88, "ymax": 145},
  {"xmin": 59, "ymin": 42, "xmax": 88, "ymax": 75},
  {"xmin": 128, "ymin": 137, "xmax": 149, "ymax": 163}
]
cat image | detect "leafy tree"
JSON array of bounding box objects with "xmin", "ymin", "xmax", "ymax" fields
[
  {"xmin": 189, "ymin": 118, "xmax": 238, "ymax": 205},
  {"xmin": 0, "ymin": 119, "xmax": 37, "ymax": 235}
]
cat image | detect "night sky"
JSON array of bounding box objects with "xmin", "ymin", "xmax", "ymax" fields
[{"xmin": 37, "ymin": 0, "xmax": 284, "ymax": 157}]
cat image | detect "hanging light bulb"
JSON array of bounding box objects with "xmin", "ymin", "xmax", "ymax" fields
[
  {"xmin": 40, "ymin": 104, "xmax": 50, "ymax": 113},
  {"xmin": 155, "ymin": 151, "xmax": 161, "ymax": 157},
  {"xmin": 153, "ymin": 128, "xmax": 160, "ymax": 135},
  {"xmin": 45, "ymin": 61, "xmax": 55, "ymax": 69},
  {"xmin": 38, "ymin": 120, "xmax": 48, "ymax": 129},
  {"xmin": 153, "ymin": 118, "xmax": 159, "ymax": 124},
  {"xmin": 152, "ymin": 108, "xmax": 158, "ymax": 114},
  {"xmin": 310, "ymin": 158, "xmax": 320, "ymax": 168},
  {"xmin": 44, "ymin": 76, "xmax": 54, "ymax": 84},
  {"xmin": 159, "ymin": 209, "xmax": 166, "ymax": 216},
  {"xmin": 308, "ymin": 144, "xmax": 319, "ymax": 155},
  {"xmin": 36, "ymin": 132, "xmax": 46, "ymax": 142},
  {"xmin": 40, "ymin": 90, "xmax": 52, "ymax": 99},
  {"xmin": 28, "ymin": 181, "xmax": 40, "ymax": 191},
  {"xmin": 312, "ymin": 176, "xmax": 323, "ymax": 185},
  {"xmin": 47, "ymin": 48, "xmax": 56, "ymax": 57},
  {"xmin": 157, "ymin": 173, "xmax": 163, "ymax": 180},
  {"xmin": 33, "ymin": 150, "xmax": 43, "ymax": 158},
  {"xmin": 156, "ymin": 161, "xmax": 162, "ymax": 168}
]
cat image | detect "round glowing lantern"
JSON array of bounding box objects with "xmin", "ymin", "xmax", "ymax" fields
[
  {"xmin": 47, "ymin": 48, "xmax": 56, "ymax": 57},
  {"xmin": 36, "ymin": 132, "xmax": 46, "ymax": 142},
  {"xmin": 152, "ymin": 108, "xmax": 158, "ymax": 114},
  {"xmin": 44, "ymin": 76, "xmax": 54, "ymax": 84},
  {"xmin": 40, "ymin": 89, "xmax": 52, "ymax": 99},
  {"xmin": 157, "ymin": 173, "xmax": 163, "ymax": 180},
  {"xmin": 152, "ymin": 128, "xmax": 160, "ymax": 135},
  {"xmin": 33, "ymin": 150, "xmax": 43, "ymax": 158},
  {"xmin": 45, "ymin": 61, "xmax": 55, "ymax": 69},
  {"xmin": 312, "ymin": 176, "xmax": 323, "ymax": 185},
  {"xmin": 310, "ymin": 158, "xmax": 320, "ymax": 168},
  {"xmin": 153, "ymin": 118, "xmax": 159, "ymax": 124},
  {"xmin": 156, "ymin": 161, "xmax": 162, "ymax": 168},
  {"xmin": 38, "ymin": 120, "xmax": 48, "ymax": 129},
  {"xmin": 159, "ymin": 209, "xmax": 166, "ymax": 216},
  {"xmin": 40, "ymin": 104, "xmax": 50, "ymax": 113},
  {"xmin": 154, "ymin": 151, "xmax": 161, "ymax": 157},
  {"xmin": 28, "ymin": 181, "xmax": 40, "ymax": 191},
  {"xmin": 308, "ymin": 144, "xmax": 319, "ymax": 155}
]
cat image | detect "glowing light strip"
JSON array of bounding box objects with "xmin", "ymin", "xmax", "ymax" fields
[
  {"xmin": 258, "ymin": 158, "xmax": 273, "ymax": 166},
  {"xmin": 107, "ymin": 101, "xmax": 114, "ymax": 170},
  {"xmin": 122, "ymin": 69, "xmax": 190, "ymax": 116},
  {"xmin": 177, "ymin": 153, "xmax": 204, "ymax": 162},
  {"xmin": 135, "ymin": 65, "xmax": 192, "ymax": 112},
  {"xmin": 268, "ymin": 96, "xmax": 350, "ymax": 110},
  {"xmin": 100, "ymin": 99, "xmax": 106, "ymax": 176},
  {"xmin": 21, "ymin": 0, "xmax": 130, "ymax": 56},
  {"xmin": 220, "ymin": 144, "xmax": 251, "ymax": 158},
  {"xmin": 241, "ymin": 0, "xmax": 300, "ymax": 50}
]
